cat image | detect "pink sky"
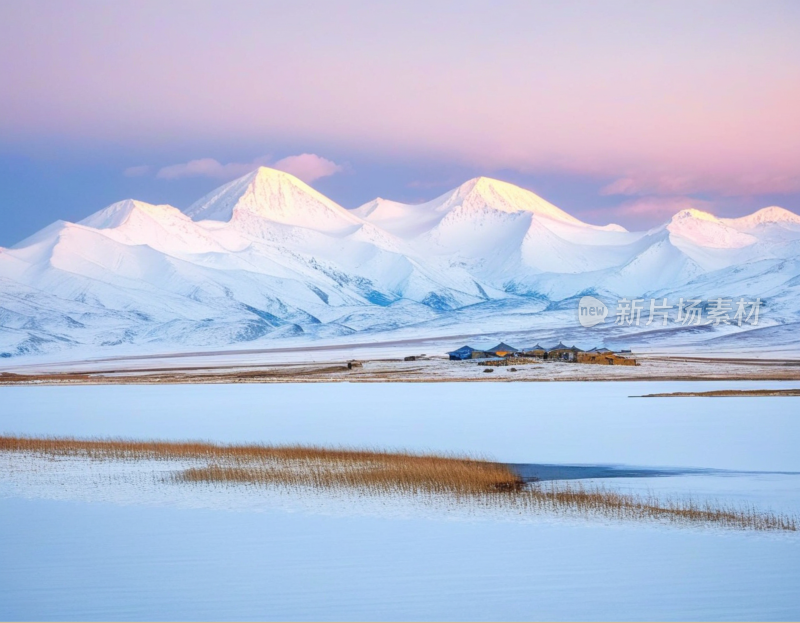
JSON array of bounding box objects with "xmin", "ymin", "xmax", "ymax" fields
[{"xmin": 0, "ymin": 0, "xmax": 798, "ymax": 237}]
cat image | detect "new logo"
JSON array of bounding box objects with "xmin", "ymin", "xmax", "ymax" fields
[{"xmin": 578, "ymin": 296, "xmax": 608, "ymax": 328}]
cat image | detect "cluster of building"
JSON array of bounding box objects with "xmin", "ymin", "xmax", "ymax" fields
[{"xmin": 446, "ymin": 342, "xmax": 636, "ymax": 366}]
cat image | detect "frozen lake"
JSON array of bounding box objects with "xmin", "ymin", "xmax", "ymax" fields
[{"xmin": 1, "ymin": 381, "xmax": 799, "ymax": 620}]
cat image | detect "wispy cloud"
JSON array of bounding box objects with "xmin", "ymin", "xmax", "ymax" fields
[
  {"xmin": 123, "ymin": 165, "xmax": 152, "ymax": 177},
  {"xmin": 155, "ymin": 156, "xmax": 272, "ymax": 181},
  {"xmin": 151, "ymin": 154, "xmax": 345, "ymax": 183},
  {"xmin": 271, "ymin": 154, "xmax": 344, "ymax": 183},
  {"xmin": 600, "ymin": 172, "xmax": 800, "ymax": 198}
]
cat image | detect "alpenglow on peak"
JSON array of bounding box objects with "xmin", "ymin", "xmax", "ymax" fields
[{"xmin": 183, "ymin": 166, "xmax": 362, "ymax": 233}]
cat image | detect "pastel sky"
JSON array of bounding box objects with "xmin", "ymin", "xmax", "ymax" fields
[{"xmin": 1, "ymin": 0, "xmax": 799, "ymax": 245}]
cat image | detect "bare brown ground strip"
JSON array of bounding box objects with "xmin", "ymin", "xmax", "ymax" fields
[
  {"xmin": 1, "ymin": 435, "xmax": 796, "ymax": 531},
  {"xmin": 648, "ymin": 356, "xmax": 800, "ymax": 367},
  {"xmin": 638, "ymin": 389, "xmax": 800, "ymax": 397},
  {"xmin": 3, "ymin": 360, "xmax": 800, "ymax": 386}
]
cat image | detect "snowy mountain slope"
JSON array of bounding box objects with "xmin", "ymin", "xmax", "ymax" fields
[
  {"xmin": 723, "ymin": 206, "xmax": 800, "ymax": 231},
  {"xmin": 80, "ymin": 199, "xmax": 232, "ymax": 256},
  {"xmin": 186, "ymin": 167, "xmax": 363, "ymax": 235},
  {"xmin": 667, "ymin": 209, "xmax": 758, "ymax": 249},
  {"xmin": 1, "ymin": 166, "xmax": 799, "ymax": 360},
  {"xmin": 353, "ymin": 177, "xmax": 623, "ymax": 240}
]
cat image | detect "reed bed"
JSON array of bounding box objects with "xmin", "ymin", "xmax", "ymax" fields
[
  {"xmin": 1, "ymin": 435, "xmax": 796, "ymax": 531},
  {"xmin": 0, "ymin": 435, "xmax": 519, "ymax": 495},
  {"xmin": 518, "ymin": 482, "xmax": 797, "ymax": 532}
]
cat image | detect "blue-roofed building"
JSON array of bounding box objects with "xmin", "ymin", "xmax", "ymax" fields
[{"xmin": 447, "ymin": 346, "xmax": 479, "ymax": 360}]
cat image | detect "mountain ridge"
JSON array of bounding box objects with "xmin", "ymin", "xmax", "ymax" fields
[{"xmin": 1, "ymin": 166, "xmax": 799, "ymax": 360}]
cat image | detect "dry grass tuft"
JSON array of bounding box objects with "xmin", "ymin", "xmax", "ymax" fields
[
  {"xmin": 1, "ymin": 435, "xmax": 796, "ymax": 531},
  {"xmin": 518, "ymin": 482, "xmax": 797, "ymax": 532},
  {"xmin": 0, "ymin": 435, "xmax": 520, "ymax": 495}
]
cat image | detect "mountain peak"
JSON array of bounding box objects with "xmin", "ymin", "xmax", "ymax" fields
[
  {"xmin": 724, "ymin": 206, "xmax": 800, "ymax": 230},
  {"xmin": 459, "ymin": 176, "xmax": 504, "ymax": 192},
  {"xmin": 670, "ymin": 208, "xmax": 719, "ymax": 223},
  {"xmin": 184, "ymin": 166, "xmax": 362, "ymax": 233},
  {"xmin": 454, "ymin": 176, "xmax": 531, "ymax": 200},
  {"xmin": 439, "ymin": 176, "xmax": 584, "ymax": 225},
  {"xmin": 667, "ymin": 208, "xmax": 757, "ymax": 249},
  {"xmin": 249, "ymin": 165, "xmax": 308, "ymax": 187},
  {"xmin": 79, "ymin": 199, "xmax": 182, "ymax": 230}
]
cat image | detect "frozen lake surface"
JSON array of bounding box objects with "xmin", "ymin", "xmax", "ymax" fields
[{"xmin": 1, "ymin": 381, "xmax": 799, "ymax": 621}]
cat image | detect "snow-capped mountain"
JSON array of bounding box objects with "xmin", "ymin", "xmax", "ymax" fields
[{"xmin": 2, "ymin": 167, "xmax": 799, "ymax": 360}]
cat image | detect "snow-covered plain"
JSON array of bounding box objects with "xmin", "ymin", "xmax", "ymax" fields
[
  {"xmin": 1, "ymin": 381, "xmax": 799, "ymax": 620},
  {"xmin": 2, "ymin": 167, "xmax": 800, "ymax": 363}
]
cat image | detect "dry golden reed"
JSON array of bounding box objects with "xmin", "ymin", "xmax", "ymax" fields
[
  {"xmin": 0, "ymin": 435, "xmax": 520, "ymax": 495},
  {"xmin": 1, "ymin": 435, "xmax": 795, "ymax": 531}
]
